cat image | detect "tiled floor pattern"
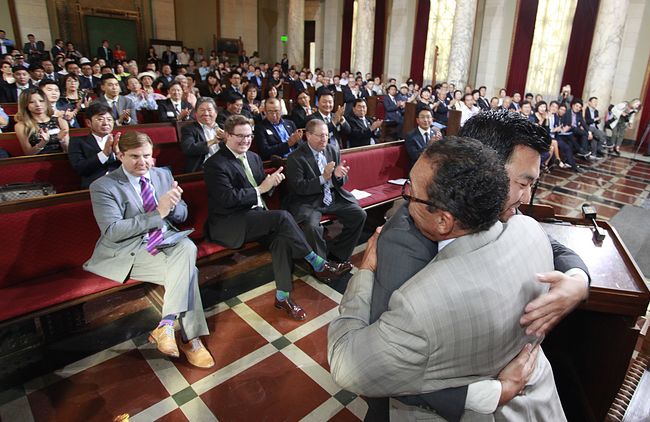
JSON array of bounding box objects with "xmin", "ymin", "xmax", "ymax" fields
[
  {"xmin": 0, "ymin": 262, "xmax": 369, "ymax": 421},
  {"xmin": 535, "ymin": 152, "xmax": 650, "ymax": 220}
]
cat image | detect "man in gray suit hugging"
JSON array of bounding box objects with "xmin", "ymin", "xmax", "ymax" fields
[
  {"xmin": 329, "ymin": 136, "xmax": 568, "ymax": 421},
  {"xmin": 84, "ymin": 131, "xmax": 214, "ymax": 369}
]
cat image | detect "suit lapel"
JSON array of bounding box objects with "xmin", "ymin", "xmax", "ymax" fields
[{"xmin": 114, "ymin": 167, "xmax": 145, "ymax": 214}]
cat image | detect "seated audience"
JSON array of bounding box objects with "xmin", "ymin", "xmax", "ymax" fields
[
  {"xmin": 254, "ymin": 98, "xmax": 302, "ymax": 159},
  {"xmin": 0, "ymin": 65, "xmax": 34, "ymax": 102},
  {"xmin": 198, "ymin": 71, "xmax": 222, "ymax": 99},
  {"xmin": 180, "ymin": 97, "xmax": 223, "ymax": 173},
  {"xmin": 509, "ymin": 92, "xmax": 522, "ymax": 111},
  {"xmin": 67, "ymin": 102, "xmax": 122, "ymax": 188},
  {"xmin": 561, "ymin": 99, "xmax": 594, "ymax": 160},
  {"xmin": 93, "ymin": 73, "xmax": 138, "ymax": 125},
  {"xmin": 1, "ymin": 60, "xmax": 14, "ymax": 84},
  {"xmin": 203, "ymin": 115, "xmax": 351, "ymax": 321},
  {"xmin": 383, "ymin": 84, "xmax": 404, "ymax": 124},
  {"xmin": 154, "ymin": 64, "xmax": 175, "ymax": 93},
  {"xmin": 216, "ymin": 92, "xmax": 252, "ymax": 127},
  {"xmin": 584, "ymin": 96, "xmax": 609, "ymax": 151},
  {"xmin": 79, "ymin": 61, "xmax": 100, "ymax": 93},
  {"xmin": 39, "ymin": 79, "xmax": 80, "ymax": 128},
  {"xmin": 288, "ymin": 90, "xmax": 312, "ymax": 128},
  {"xmin": 261, "ymin": 85, "xmax": 288, "ymax": 116},
  {"xmin": 306, "ymin": 90, "xmax": 350, "ymax": 148},
  {"xmin": 459, "ymin": 93, "xmax": 479, "ymax": 126},
  {"xmin": 175, "ymin": 74, "xmax": 197, "ymax": 108},
  {"xmin": 346, "ymin": 98, "xmax": 382, "ymax": 147},
  {"xmin": 432, "ymin": 86, "xmax": 449, "ymax": 125},
  {"xmin": 158, "ymin": 81, "xmax": 193, "ymax": 122},
  {"xmin": 125, "ymin": 76, "xmax": 158, "ymax": 111},
  {"xmin": 243, "ymin": 84, "xmax": 262, "ymax": 122},
  {"xmin": 477, "ymin": 86, "xmax": 490, "ymax": 110},
  {"xmin": 84, "ymin": 130, "xmax": 214, "ymax": 368},
  {"xmin": 15, "ymin": 88, "xmax": 70, "ymax": 155},
  {"xmin": 405, "ymin": 106, "xmax": 441, "ymax": 167},
  {"xmin": 550, "ymin": 101, "xmax": 581, "ymax": 172}
]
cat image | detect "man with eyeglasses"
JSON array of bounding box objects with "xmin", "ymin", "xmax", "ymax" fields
[
  {"xmin": 331, "ymin": 110, "xmax": 588, "ymax": 421},
  {"xmin": 285, "ymin": 119, "xmax": 367, "ymax": 276},
  {"xmin": 254, "ymin": 98, "xmax": 303, "ymax": 160},
  {"xmin": 68, "ymin": 102, "xmax": 122, "ymax": 188},
  {"xmin": 204, "ymin": 115, "xmax": 352, "ymax": 321},
  {"xmin": 329, "ymin": 136, "xmax": 567, "ymax": 421}
]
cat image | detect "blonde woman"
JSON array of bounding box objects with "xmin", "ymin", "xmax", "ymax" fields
[{"xmin": 15, "ymin": 88, "xmax": 69, "ymax": 155}]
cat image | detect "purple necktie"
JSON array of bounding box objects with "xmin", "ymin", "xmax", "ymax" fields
[{"xmin": 139, "ymin": 176, "xmax": 163, "ymax": 255}]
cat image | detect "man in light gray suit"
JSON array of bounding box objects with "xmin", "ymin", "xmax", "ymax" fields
[
  {"xmin": 84, "ymin": 131, "xmax": 214, "ymax": 368},
  {"xmin": 328, "ymin": 137, "xmax": 566, "ymax": 421},
  {"xmin": 92, "ymin": 73, "xmax": 138, "ymax": 126}
]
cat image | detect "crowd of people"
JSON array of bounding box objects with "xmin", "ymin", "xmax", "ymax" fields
[{"xmin": 0, "ymin": 31, "xmax": 646, "ymax": 420}]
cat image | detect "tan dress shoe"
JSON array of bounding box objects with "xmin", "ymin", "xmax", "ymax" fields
[
  {"xmin": 148, "ymin": 325, "xmax": 179, "ymax": 357},
  {"xmin": 180, "ymin": 338, "xmax": 215, "ymax": 368}
]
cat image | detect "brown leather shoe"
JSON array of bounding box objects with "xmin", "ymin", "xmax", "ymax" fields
[
  {"xmin": 274, "ymin": 297, "xmax": 307, "ymax": 320},
  {"xmin": 149, "ymin": 325, "xmax": 179, "ymax": 357},
  {"xmin": 313, "ymin": 261, "xmax": 352, "ymax": 283},
  {"xmin": 179, "ymin": 337, "xmax": 215, "ymax": 368}
]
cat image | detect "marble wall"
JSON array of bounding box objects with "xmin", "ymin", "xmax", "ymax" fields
[
  {"xmin": 175, "ymin": 0, "xmax": 216, "ymax": 52},
  {"xmin": 474, "ymin": 0, "xmax": 517, "ymax": 97},
  {"xmin": 321, "ymin": 0, "xmax": 344, "ymax": 73},
  {"xmin": 14, "ymin": 0, "xmax": 53, "ymax": 49},
  {"xmin": 152, "ymin": 0, "xmax": 176, "ymax": 40},
  {"xmin": 219, "ymin": 0, "xmax": 258, "ymax": 54},
  {"xmin": 384, "ymin": 0, "xmax": 417, "ymax": 83}
]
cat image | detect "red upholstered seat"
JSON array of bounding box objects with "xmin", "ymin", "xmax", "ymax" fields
[
  {"xmin": 343, "ymin": 144, "xmax": 409, "ymax": 191},
  {"xmin": 0, "ymin": 155, "xmax": 82, "ymax": 193}
]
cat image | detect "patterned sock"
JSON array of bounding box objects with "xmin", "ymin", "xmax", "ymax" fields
[
  {"xmin": 305, "ymin": 251, "xmax": 326, "ymax": 272},
  {"xmin": 276, "ymin": 290, "xmax": 290, "ymax": 301},
  {"xmin": 158, "ymin": 314, "xmax": 177, "ymax": 328}
]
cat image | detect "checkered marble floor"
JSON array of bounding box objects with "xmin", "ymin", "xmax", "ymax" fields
[
  {"xmin": 535, "ymin": 152, "xmax": 650, "ymax": 220},
  {"xmin": 0, "ymin": 260, "xmax": 368, "ymax": 422}
]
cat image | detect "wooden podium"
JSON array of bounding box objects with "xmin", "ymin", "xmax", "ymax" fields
[{"xmin": 523, "ymin": 205, "xmax": 650, "ymax": 421}]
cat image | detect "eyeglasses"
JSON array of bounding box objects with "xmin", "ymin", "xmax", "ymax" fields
[
  {"xmin": 230, "ymin": 133, "xmax": 253, "ymax": 140},
  {"xmin": 401, "ymin": 179, "xmax": 440, "ymax": 208}
]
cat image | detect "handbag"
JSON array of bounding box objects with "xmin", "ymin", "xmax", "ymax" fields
[{"xmin": 0, "ymin": 182, "xmax": 56, "ymax": 203}]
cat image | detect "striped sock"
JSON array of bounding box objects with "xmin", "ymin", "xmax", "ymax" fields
[
  {"xmin": 304, "ymin": 251, "xmax": 326, "ymax": 272},
  {"xmin": 158, "ymin": 314, "xmax": 177, "ymax": 328}
]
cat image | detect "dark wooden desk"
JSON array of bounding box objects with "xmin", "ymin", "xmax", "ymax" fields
[{"xmin": 533, "ymin": 214, "xmax": 649, "ymax": 421}]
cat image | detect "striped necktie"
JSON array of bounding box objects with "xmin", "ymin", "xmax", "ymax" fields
[
  {"xmin": 316, "ymin": 152, "xmax": 333, "ymax": 206},
  {"xmin": 139, "ymin": 176, "xmax": 164, "ymax": 255}
]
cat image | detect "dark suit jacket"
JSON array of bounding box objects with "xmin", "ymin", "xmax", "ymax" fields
[
  {"xmin": 293, "ymin": 79, "xmax": 309, "ymax": 93},
  {"xmin": 96, "ymin": 46, "xmax": 114, "ymax": 65},
  {"xmin": 284, "ymin": 142, "xmax": 356, "ymax": 218},
  {"xmin": 347, "ymin": 114, "xmax": 378, "ymax": 148},
  {"xmin": 254, "ymin": 118, "xmax": 298, "ymax": 160},
  {"xmin": 23, "ymin": 41, "xmax": 44, "ymax": 61},
  {"xmin": 180, "ymin": 121, "xmax": 213, "ymax": 173},
  {"xmin": 50, "ymin": 45, "xmax": 65, "ymax": 60},
  {"xmin": 383, "ymin": 95, "xmax": 403, "ymax": 123},
  {"xmin": 154, "ymin": 75, "xmax": 175, "ymax": 92},
  {"xmin": 0, "ymin": 82, "xmax": 35, "ymax": 103},
  {"xmin": 305, "ymin": 112, "xmax": 350, "ymax": 148},
  {"xmin": 215, "ymin": 109, "xmax": 254, "ymax": 128},
  {"xmin": 405, "ymin": 127, "xmax": 429, "ymax": 167},
  {"xmin": 94, "ymin": 95, "xmax": 138, "ymax": 125},
  {"xmin": 433, "ymin": 100, "xmax": 449, "ymax": 124},
  {"xmin": 477, "ymin": 96, "xmax": 490, "ymax": 110},
  {"xmin": 68, "ymin": 134, "xmax": 122, "ymax": 188},
  {"xmin": 79, "ymin": 75, "xmax": 101, "ymax": 91},
  {"xmin": 547, "ymin": 113, "xmax": 561, "ymax": 139},
  {"xmin": 157, "ymin": 98, "xmax": 193, "ymax": 122},
  {"xmin": 585, "ymin": 107, "xmax": 600, "ymax": 129},
  {"xmin": 162, "ymin": 51, "xmax": 177, "ymax": 66},
  {"xmin": 203, "ymin": 144, "xmax": 267, "ymax": 248},
  {"xmin": 288, "ymin": 106, "xmax": 311, "ymax": 129},
  {"xmin": 562, "ymin": 110, "xmax": 587, "ymax": 131}
]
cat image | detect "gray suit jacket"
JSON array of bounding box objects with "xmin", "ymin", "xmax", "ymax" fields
[
  {"xmin": 94, "ymin": 95, "xmax": 138, "ymax": 125},
  {"xmin": 84, "ymin": 166, "xmax": 188, "ymax": 282},
  {"xmin": 329, "ymin": 215, "xmax": 566, "ymax": 421}
]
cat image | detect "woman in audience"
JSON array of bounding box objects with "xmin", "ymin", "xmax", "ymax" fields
[
  {"xmin": 449, "ymin": 90, "xmax": 463, "ymax": 110},
  {"xmin": 187, "ymin": 59, "xmax": 197, "ymax": 76},
  {"xmin": 15, "ymin": 88, "xmax": 70, "ymax": 155},
  {"xmin": 114, "ymin": 63, "xmax": 130, "ymax": 81},
  {"xmin": 113, "ymin": 44, "xmax": 127, "ymax": 62},
  {"xmin": 533, "ymin": 101, "xmax": 548, "ymax": 126},
  {"xmin": 65, "ymin": 42, "xmax": 83, "ymax": 61},
  {"xmin": 137, "ymin": 72, "xmax": 165, "ymax": 101},
  {"xmin": 261, "ymin": 85, "xmax": 288, "ymax": 116},
  {"xmin": 497, "ymin": 88, "xmax": 507, "ymax": 106},
  {"xmin": 417, "ymin": 88, "xmax": 434, "ymax": 109},
  {"xmin": 59, "ymin": 74, "xmax": 90, "ymax": 111},
  {"xmin": 198, "ymin": 72, "xmax": 222, "ymax": 98},
  {"xmin": 244, "ymin": 85, "xmax": 261, "ymax": 119},
  {"xmin": 533, "ymin": 101, "xmax": 565, "ymax": 171},
  {"xmin": 1, "ymin": 61, "xmax": 14, "ymax": 84},
  {"xmin": 146, "ymin": 46, "xmax": 159, "ymax": 65}
]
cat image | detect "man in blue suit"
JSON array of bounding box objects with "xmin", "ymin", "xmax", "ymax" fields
[{"xmin": 404, "ymin": 106, "xmax": 441, "ymax": 167}]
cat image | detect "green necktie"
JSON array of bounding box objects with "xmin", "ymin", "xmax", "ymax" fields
[{"xmin": 238, "ymin": 155, "xmax": 257, "ymax": 187}]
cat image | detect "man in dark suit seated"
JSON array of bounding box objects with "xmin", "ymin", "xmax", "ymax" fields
[
  {"xmin": 68, "ymin": 102, "xmax": 122, "ymax": 188},
  {"xmin": 84, "ymin": 131, "xmax": 214, "ymax": 368},
  {"xmin": 93, "ymin": 74, "xmax": 138, "ymax": 126},
  {"xmin": 548, "ymin": 101, "xmax": 582, "ymax": 173},
  {"xmin": 254, "ymin": 98, "xmax": 303, "ymax": 160},
  {"xmin": 292, "ymin": 70, "xmax": 310, "ymax": 93},
  {"xmin": 79, "ymin": 61, "xmax": 101, "ymax": 93},
  {"xmin": 222, "ymin": 71, "xmax": 243, "ymax": 97},
  {"xmin": 215, "ymin": 92, "xmax": 253, "ymax": 128},
  {"xmin": 285, "ymin": 119, "xmax": 367, "ymax": 268},
  {"xmin": 561, "ymin": 99, "xmax": 596, "ymax": 161},
  {"xmin": 288, "ymin": 91, "xmax": 314, "ymax": 129},
  {"xmin": 0, "ymin": 65, "xmax": 34, "ymax": 102},
  {"xmin": 382, "ymin": 84, "xmax": 404, "ymax": 124},
  {"xmin": 432, "ymin": 87, "xmax": 449, "ymax": 125},
  {"xmin": 405, "ymin": 106, "xmax": 442, "ymax": 167},
  {"xmin": 158, "ymin": 81, "xmax": 193, "ymax": 122},
  {"xmin": 180, "ymin": 97, "xmax": 224, "ymax": 173},
  {"xmin": 203, "ymin": 115, "xmax": 351, "ymax": 320},
  {"xmin": 306, "ymin": 90, "xmax": 350, "ymax": 148},
  {"xmin": 346, "ymin": 98, "xmax": 383, "ymax": 148}
]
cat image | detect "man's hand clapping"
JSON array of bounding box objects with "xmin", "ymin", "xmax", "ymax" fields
[
  {"xmin": 157, "ymin": 181, "xmax": 183, "ymax": 218},
  {"xmin": 333, "ymin": 160, "xmax": 350, "ymax": 179},
  {"xmin": 322, "ymin": 161, "xmax": 336, "ymax": 180},
  {"xmin": 258, "ymin": 166, "xmax": 285, "ymax": 193}
]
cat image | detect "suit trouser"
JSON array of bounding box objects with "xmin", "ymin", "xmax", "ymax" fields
[
  {"xmin": 611, "ymin": 123, "xmax": 627, "ymax": 147},
  {"xmin": 294, "ymin": 194, "xmax": 367, "ymax": 262},
  {"xmin": 589, "ymin": 126, "xmax": 610, "ymax": 148},
  {"xmin": 569, "ymin": 128, "xmax": 589, "ymax": 154},
  {"xmin": 129, "ymin": 238, "xmax": 209, "ymax": 341},
  {"xmin": 241, "ymin": 209, "xmax": 312, "ymax": 292},
  {"xmin": 556, "ymin": 136, "xmax": 577, "ymax": 168}
]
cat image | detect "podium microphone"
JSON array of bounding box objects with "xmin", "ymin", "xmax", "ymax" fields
[{"xmin": 582, "ymin": 204, "xmax": 606, "ymax": 242}]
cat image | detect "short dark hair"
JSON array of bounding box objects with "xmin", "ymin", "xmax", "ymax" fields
[
  {"xmin": 416, "ymin": 105, "xmax": 432, "ymax": 118},
  {"xmin": 571, "ymin": 99, "xmax": 583, "ymax": 107},
  {"xmin": 225, "ymin": 91, "xmax": 243, "ymax": 104},
  {"xmin": 86, "ymin": 101, "xmax": 113, "ymax": 118},
  {"xmin": 38, "ymin": 79, "xmax": 59, "ymax": 89},
  {"xmin": 318, "ymin": 89, "xmax": 333, "ymax": 100},
  {"xmin": 420, "ymin": 136, "xmax": 508, "ymax": 232},
  {"xmin": 387, "ymin": 84, "xmax": 397, "ymax": 91},
  {"xmin": 352, "ymin": 98, "xmax": 366, "ymax": 107},
  {"xmin": 588, "ymin": 96, "xmax": 597, "ymax": 102},
  {"xmin": 458, "ymin": 109, "xmax": 551, "ymax": 163},
  {"xmin": 100, "ymin": 73, "xmax": 118, "ymax": 84},
  {"xmin": 64, "ymin": 61, "xmax": 78, "ymax": 70},
  {"xmin": 224, "ymin": 114, "xmax": 251, "ymax": 133},
  {"xmin": 549, "ymin": 100, "xmax": 560, "ymax": 107}
]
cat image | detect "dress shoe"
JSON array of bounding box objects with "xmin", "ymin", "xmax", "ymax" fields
[
  {"xmin": 572, "ymin": 166, "xmax": 585, "ymax": 174},
  {"xmin": 275, "ymin": 297, "xmax": 307, "ymax": 320},
  {"xmin": 180, "ymin": 338, "xmax": 215, "ymax": 368},
  {"xmin": 613, "ymin": 149, "xmax": 621, "ymax": 157},
  {"xmin": 313, "ymin": 261, "xmax": 352, "ymax": 283},
  {"xmin": 149, "ymin": 325, "xmax": 179, "ymax": 357}
]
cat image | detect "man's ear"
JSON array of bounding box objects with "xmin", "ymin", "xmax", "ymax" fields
[{"xmin": 434, "ymin": 210, "xmax": 456, "ymax": 237}]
